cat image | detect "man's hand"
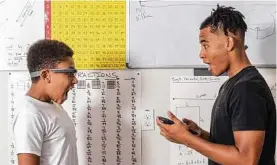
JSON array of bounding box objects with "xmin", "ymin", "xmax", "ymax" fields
[
  {"xmin": 156, "ymin": 111, "xmax": 192, "ymax": 144},
  {"xmin": 182, "ymin": 118, "xmax": 202, "ymax": 136}
]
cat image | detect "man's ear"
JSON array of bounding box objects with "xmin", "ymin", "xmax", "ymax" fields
[
  {"xmin": 226, "ymin": 36, "xmax": 235, "ymax": 51},
  {"xmin": 40, "ymin": 69, "xmax": 50, "ymax": 83}
]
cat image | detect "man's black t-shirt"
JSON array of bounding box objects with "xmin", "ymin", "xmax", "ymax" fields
[{"xmin": 208, "ymin": 66, "xmax": 276, "ymax": 165}]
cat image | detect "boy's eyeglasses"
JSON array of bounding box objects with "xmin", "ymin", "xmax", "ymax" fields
[{"xmin": 30, "ymin": 68, "xmax": 77, "ymax": 78}]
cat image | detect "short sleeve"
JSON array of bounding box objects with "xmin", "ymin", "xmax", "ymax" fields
[
  {"xmin": 13, "ymin": 112, "xmax": 44, "ymax": 156},
  {"xmin": 229, "ymin": 81, "xmax": 268, "ymax": 131}
]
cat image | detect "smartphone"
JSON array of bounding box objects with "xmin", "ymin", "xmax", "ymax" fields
[
  {"xmin": 159, "ymin": 116, "xmax": 199, "ymax": 135},
  {"xmin": 158, "ymin": 116, "xmax": 174, "ymax": 125}
]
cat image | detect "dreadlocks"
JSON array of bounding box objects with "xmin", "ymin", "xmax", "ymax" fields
[{"xmin": 200, "ymin": 4, "xmax": 247, "ymax": 38}]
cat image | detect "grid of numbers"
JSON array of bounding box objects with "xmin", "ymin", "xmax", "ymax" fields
[{"xmin": 50, "ymin": 1, "xmax": 126, "ymax": 69}]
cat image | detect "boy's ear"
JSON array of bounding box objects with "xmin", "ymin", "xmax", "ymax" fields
[{"xmin": 40, "ymin": 69, "xmax": 51, "ymax": 83}]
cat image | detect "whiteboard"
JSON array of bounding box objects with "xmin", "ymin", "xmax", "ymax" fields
[
  {"xmin": 129, "ymin": 1, "xmax": 276, "ymax": 68},
  {"xmin": 170, "ymin": 76, "xmax": 276, "ymax": 165},
  {"xmin": 0, "ymin": 0, "xmax": 45, "ymax": 70},
  {"xmin": 7, "ymin": 70, "xmax": 142, "ymax": 165}
]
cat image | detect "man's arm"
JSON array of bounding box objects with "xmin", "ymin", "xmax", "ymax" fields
[
  {"xmin": 200, "ymin": 128, "xmax": 210, "ymax": 141},
  {"xmin": 182, "ymin": 118, "xmax": 210, "ymax": 141},
  {"xmin": 18, "ymin": 154, "xmax": 40, "ymax": 165},
  {"xmin": 157, "ymin": 111, "xmax": 265, "ymax": 165},
  {"xmin": 184, "ymin": 130, "xmax": 264, "ymax": 165}
]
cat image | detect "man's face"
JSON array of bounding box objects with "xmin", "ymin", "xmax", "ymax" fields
[
  {"xmin": 46, "ymin": 57, "xmax": 78, "ymax": 104},
  {"xmin": 199, "ymin": 26, "xmax": 230, "ymax": 76}
]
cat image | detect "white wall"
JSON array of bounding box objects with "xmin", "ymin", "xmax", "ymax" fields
[
  {"xmin": 0, "ymin": 68, "xmax": 275, "ymax": 165},
  {"xmin": 140, "ymin": 69, "xmax": 193, "ymax": 165}
]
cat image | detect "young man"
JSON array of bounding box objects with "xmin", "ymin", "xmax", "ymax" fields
[
  {"xmin": 13, "ymin": 39, "xmax": 79, "ymax": 165},
  {"xmin": 157, "ymin": 5, "xmax": 276, "ymax": 165}
]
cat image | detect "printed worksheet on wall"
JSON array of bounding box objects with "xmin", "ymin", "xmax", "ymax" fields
[
  {"xmin": 0, "ymin": 0, "xmax": 45, "ymax": 70},
  {"xmin": 8, "ymin": 70, "xmax": 142, "ymax": 165},
  {"xmin": 169, "ymin": 76, "xmax": 276, "ymax": 165}
]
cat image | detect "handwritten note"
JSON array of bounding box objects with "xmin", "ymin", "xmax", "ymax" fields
[
  {"xmin": 8, "ymin": 70, "xmax": 141, "ymax": 165},
  {"xmin": 0, "ymin": 0, "xmax": 44, "ymax": 70},
  {"xmin": 48, "ymin": 1, "xmax": 126, "ymax": 69}
]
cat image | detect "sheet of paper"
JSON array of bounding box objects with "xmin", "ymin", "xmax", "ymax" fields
[
  {"xmin": 170, "ymin": 76, "xmax": 228, "ymax": 165},
  {"xmin": 48, "ymin": 1, "xmax": 126, "ymax": 69},
  {"xmin": 8, "ymin": 70, "xmax": 141, "ymax": 165},
  {"xmin": 0, "ymin": 0, "xmax": 45, "ymax": 70}
]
